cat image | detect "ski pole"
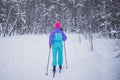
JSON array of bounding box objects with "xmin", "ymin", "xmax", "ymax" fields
[
  {"xmin": 46, "ymin": 47, "xmax": 51, "ymax": 75},
  {"xmin": 64, "ymin": 42, "xmax": 68, "ymax": 68}
]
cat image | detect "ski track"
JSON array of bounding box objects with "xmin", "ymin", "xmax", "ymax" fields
[{"xmin": 0, "ymin": 34, "xmax": 118, "ymax": 80}]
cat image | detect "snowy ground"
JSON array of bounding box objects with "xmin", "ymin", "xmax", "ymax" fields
[{"xmin": 0, "ymin": 34, "xmax": 120, "ymax": 80}]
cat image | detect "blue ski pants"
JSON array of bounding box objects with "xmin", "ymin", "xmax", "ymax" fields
[{"xmin": 52, "ymin": 41, "xmax": 63, "ymax": 66}]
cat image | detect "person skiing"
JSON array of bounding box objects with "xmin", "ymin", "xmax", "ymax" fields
[{"xmin": 49, "ymin": 21, "xmax": 67, "ymax": 74}]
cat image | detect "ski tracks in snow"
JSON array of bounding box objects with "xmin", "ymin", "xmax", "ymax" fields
[
  {"xmin": 0, "ymin": 34, "xmax": 114, "ymax": 80},
  {"xmin": 65, "ymin": 34, "xmax": 103, "ymax": 80}
]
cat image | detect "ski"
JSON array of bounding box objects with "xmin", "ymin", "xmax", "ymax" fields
[
  {"xmin": 51, "ymin": 66, "xmax": 64, "ymax": 78},
  {"xmin": 53, "ymin": 66, "xmax": 56, "ymax": 78},
  {"xmin": 53, "ymin": 68, "xmax": 62, "ymax": 77},
  {"xmin": 59, "ymin": 65, "xmax": 62, "ymax": 73},
  {"xmin": 53, "ymin": 71, "xmax": 56, "ymax": 78},
  {"xmin": 59, "ymin": 68, "xmax": 61, "ymax": 73}
]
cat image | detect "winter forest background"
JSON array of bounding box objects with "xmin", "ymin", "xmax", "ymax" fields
[{"xmin": 0, "ymin": 0, "xmax": 120, "ymax": 37}]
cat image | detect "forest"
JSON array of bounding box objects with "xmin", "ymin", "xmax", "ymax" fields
[
  {"xmin": 0, "ymin": 0, "xmax": 120, "ymax": 79},
  {"xmin": 0, "ymin": 0, "xmax": 120, "ymax": 38}
]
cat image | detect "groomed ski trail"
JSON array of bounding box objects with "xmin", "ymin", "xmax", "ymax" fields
[{"xmin": 0, "ymin": 34, "xmax": 112, "ymax": 80}]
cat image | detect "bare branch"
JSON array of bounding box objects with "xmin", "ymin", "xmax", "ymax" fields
[
  {"xmin": 3, "ymin": 7, "xmax": 12, "ymax": 37},
  {"xmin": 8, "ymin": 16, "xmax": 19, "ymax": 36}
]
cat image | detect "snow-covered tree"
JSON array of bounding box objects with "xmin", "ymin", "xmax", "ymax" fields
[{"xmin": 0, "ymin": 0, "xmax": 120, "ymax": 38}]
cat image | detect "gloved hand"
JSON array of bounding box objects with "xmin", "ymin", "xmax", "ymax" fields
[
  {"xmin": 49, "ymin": 44, "xmax": 51, "ymax": 48},
  {"xmin": 60, "ymin": 28, "xmax": 63, "ymax": 31}
]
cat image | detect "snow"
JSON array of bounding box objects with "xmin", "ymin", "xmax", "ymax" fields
[
  {"xmin": 0, "ymin": 34, "xmax": 120, "ymax": 80},
  {"xmin": 74, "ymin": 3, "xmax": 84, "ymax": 8}
]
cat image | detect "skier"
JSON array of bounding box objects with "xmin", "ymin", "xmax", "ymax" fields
[{"xmin": 49, "ymin": 21, "xmax": 67, "ymax": 75}]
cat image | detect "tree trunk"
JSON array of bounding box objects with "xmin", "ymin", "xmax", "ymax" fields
[{"xmin": 3, "ymin": 7, "xmax": 12, "ymax": 37}]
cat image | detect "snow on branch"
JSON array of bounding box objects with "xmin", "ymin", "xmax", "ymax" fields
[
  {"xmin": 51, "ymin": 0, "xmax": 60, "ymax": 4},
  {"xmin": 110, "ymin": 30, "xmax": 120, "ymax": 35},
  {"xmin": 0, "ymin": 23, "xmax": 2, "ymax": 31},
  {"xmin": 74, "ymin": 3, "xmax": 85, "ymax": 8},
  {"xmin": 8, "ymin": 16, "xmax": 19, "ymax": 36}
]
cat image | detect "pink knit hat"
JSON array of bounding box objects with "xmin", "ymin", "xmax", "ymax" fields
[{"xmin": 54, "ymin": 21, "xmax": 61, "ymax": 28}]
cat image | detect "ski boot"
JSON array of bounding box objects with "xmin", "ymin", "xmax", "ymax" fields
[
  {"xmin": 53, "ymin": 66, "xmax": 56, "ymax": 77},
  {"xmin": 59, "ymin": 65, "xmax": 62, "ymax": 73}
]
